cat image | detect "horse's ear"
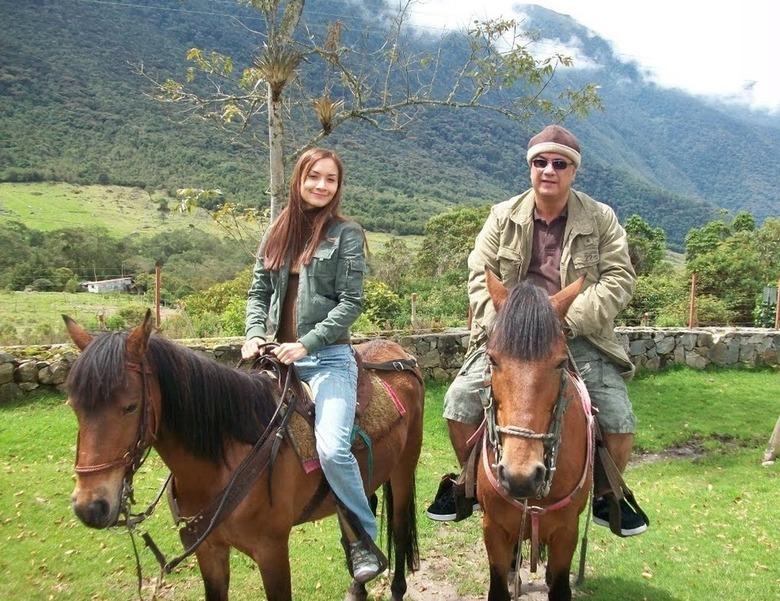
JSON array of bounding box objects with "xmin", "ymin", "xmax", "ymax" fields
[
  {"xmin": 62, "ymin": 315, "xmax": 93, "ymax": 350},
  {"xmin": 550, "ymin": 276, "xmax": 585, "ymax": 318},
  {"xmin": 126, "ymin": 309, "xmax": 154, "ymax": 358},
  {"xmin": 486, "ymin": 268, "xmax": 509, "ymax": 312}
]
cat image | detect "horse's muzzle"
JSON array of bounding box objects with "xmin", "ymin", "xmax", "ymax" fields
[
  {"xmin": 497, "ymin": 461, "xmax": 546, "ymax": 499},
  {"xmin": 72, "ymin": 484, "xmax": 121, "ymax": 529}
]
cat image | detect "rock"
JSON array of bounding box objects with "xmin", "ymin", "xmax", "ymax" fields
[
  {"xmin": 38, "ymin": 362, "xmax": 69, "ymax": 385},
  {"xmin": 0, "ymin": 382, "xmax": 22, "ymax": 404},
  {"xmin": 15, "ymin": 360, "xmax": 39, "ymax": 383},
  {"xmin": 655, "ymin": 335, "xmax": 675, "ymax": 355},
  {"xmin": 685, "ymin": 351, "xmax": 708, "ymax": 370},
  {"xmin": 18, "ymin": 382, "xmax": 39, "ymax": 392},
  {"xmin": 0, "ymin": 362, "xmax": 14, "ymax": 385}
]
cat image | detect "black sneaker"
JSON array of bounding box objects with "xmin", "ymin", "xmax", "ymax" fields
[
  {"xmin": 593, "ymin": 496, "xmax": 648, "ymax": 537},
  {"xmin": 425, "ymin": 474, "xmax": 479, "ymax": 522}
]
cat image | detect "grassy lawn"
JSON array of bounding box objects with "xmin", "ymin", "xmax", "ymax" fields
[
  {"xmin": 0, "ymin": 291, "xmax": 153, "ymax": 345},
  {"xmin": 0, "ymin": 369, "xmax": 777, "ymax": 600},
  {"xmin": 0, "ymin": 182, "xmax": 221, "ymax": 237}
]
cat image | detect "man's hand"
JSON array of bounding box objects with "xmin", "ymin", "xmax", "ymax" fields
[
  {"xmin": 273, "ymin": 342, "xmax": 308, "ymax": 365},
  {"xmin": 241, "ymin": 337, "xmax": 266, "ymax": 360}
]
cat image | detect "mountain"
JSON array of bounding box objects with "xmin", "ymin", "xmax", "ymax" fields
[
  {"xmin": 517, "ymin": 4, "xmax": 780, "ymax": 222},
  {"xmin": 1, "ymin": 0, "xmax": 778, "ymax": 248}
]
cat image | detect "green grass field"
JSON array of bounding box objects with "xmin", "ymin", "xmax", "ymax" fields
[
  {"xmin": 0, "ymin": 290, "xmax": 153, "ymax": 345},
  {"xmin": 0, "ymin": 182, "xmax": 223, "ymax": 237},
  {"xmin": 1, "ymin": 369, "xmax": 778, "ymax": 600},
  {"xmin": 0, "ymin": 182, "xmax": 420, "ymax": 249}
]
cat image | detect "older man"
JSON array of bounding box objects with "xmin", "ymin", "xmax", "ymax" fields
[{"xmin": 426, "ymin": 124, "xmax": 648, "ymax": 536}]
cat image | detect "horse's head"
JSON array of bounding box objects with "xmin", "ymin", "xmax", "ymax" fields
[
  {"xmin": 63, "ymin": 311, "xmax": 159, "ymax": 528},
  {"xmin": 484, "ymin": 270, "xmax": 583, "ymax": 499}
]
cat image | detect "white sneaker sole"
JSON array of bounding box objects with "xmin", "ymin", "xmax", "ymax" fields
[{"xmin": 593, "ymin": 515, "xmax": 648, "ymax": 536}]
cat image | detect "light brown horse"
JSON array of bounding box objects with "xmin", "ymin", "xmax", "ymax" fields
[
  {"xmin": 64, "ymin": 312, "xmax": 423, "ymax": 601},
  {"xmin": 477, "ymin": 272, "xmax": 592, "ymax": 601}
]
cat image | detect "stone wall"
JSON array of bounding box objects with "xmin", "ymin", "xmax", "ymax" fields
[{"xmin": 1, "ymin": 327, "xmax": 777, "ymax": 402}]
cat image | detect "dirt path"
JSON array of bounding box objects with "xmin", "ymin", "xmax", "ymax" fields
[{"xmin": 369, "ymin": 534, "xmax": 556, "ymax": 601}]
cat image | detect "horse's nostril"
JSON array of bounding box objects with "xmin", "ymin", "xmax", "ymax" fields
[
  {"xmin": 75, "ymin": 498, "xmax": 112, "ymax": 528},
  {"xmin": 533, "ymin": 464, "xmax": 546, "ymax": 486}
]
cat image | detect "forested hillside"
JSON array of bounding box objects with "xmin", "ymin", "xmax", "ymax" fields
[{"xmin": 2, "ymin": 0, "xmax": 779, "ymax": 246}]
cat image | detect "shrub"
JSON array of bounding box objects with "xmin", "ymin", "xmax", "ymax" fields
[
  {"xmin": 753, "ymin": 298, "xmax": 777, "ymax": 328},
  {"xmin": 218, "ymin": 297, "xmax": 246, "ymax": 337},
  {"xmin": 30, "ymin": 278, "xmax": 56, "ymax": 292},
  {"xmin": 105, "ymin": 315, "xmax": 126, "ymax": 330},
  {"xmin": 363, "ymin": 280, "xmax": 403, "ymax": 328},
  {"xmin": 655, "ymin": 294, "xmax": 735, "ymax": 327}
]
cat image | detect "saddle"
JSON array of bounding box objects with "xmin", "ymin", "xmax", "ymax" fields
[
  {"xmin": 286, "ymin": 349, "xmax": 421, "ymax": 473},
  {"xmin": 250, "ymin": 343, "xmax": 422, "ymax": 473}
]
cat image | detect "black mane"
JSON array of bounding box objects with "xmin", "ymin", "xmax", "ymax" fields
[
  {"xmin": 67, "ymin": 332, "xmax": 279, "ymax": 464},
  {"xmin": 488, "ymin": 281, "xmax": 561, "ymax": 360}
]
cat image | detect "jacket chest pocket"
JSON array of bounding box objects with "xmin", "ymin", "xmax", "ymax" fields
[
  {"xmin": 497, "ymin": 246, "xmax": 523, "ymax": 286},
  {"xmin": 309, "ymin": 245, "xmax": 338, "ymax": 289},
  {"xmin": 570, "ymin": 236, "xmax": 600, "ymax": 276}
]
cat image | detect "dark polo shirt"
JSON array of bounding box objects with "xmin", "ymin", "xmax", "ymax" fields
[{"xmin": 526, "ymin": 207, "xmax": 567, "ymax": 295}]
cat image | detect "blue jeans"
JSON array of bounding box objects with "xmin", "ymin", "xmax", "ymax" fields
[{"xmin": 294, "ymin": 344, "xmax": 377, "ymax": 540}]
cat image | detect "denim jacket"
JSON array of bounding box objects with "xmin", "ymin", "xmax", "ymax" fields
[
  {"xmin": 245, "ymin": 219, "xmax": 366, "ymax": 352},
  {"xmin": 467, "ymin": 188, "xmax": 636, "ymax": 376}
]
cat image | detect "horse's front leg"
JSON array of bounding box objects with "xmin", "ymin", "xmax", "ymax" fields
[
  {"xmin": 544, "ymin": 525, "xmax": 578, "ymax": 601},
  {"xmin": 253, "ymin": 534, "xmax": 293, "ymax": 601},
  {"xmin": 195, "ymin": 540, "xmax": 231, "ymax": 601},
  {"xmin": 483, "ymin": 514, "xmax": 517, "ymax": 601}
]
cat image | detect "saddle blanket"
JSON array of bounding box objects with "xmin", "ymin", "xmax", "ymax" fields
[{"xmin": 287, "ymin": 375, "xmax": 406, "ymax": 473}]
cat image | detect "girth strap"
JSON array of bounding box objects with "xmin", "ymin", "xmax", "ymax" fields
[{"xmin": 361, "ymin": 358, "xmax": 424, "ymax": 386}]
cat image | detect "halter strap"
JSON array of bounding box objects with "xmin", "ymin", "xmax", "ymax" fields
[{"xmin": 74, "ymin": 358, "xmax": 157, "ymax": 478}]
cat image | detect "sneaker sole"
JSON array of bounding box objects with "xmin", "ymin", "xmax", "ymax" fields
[
  {"xmin": 426, "ymin": 502, "xmax": 480, "ymax": 522},
  {"xmin": 426, "ymin": 510, "xmax": 457, "ymax": 521},
  {"xmin": 593, "ymin": 516, "xmax": 648, "ymax": 536}
]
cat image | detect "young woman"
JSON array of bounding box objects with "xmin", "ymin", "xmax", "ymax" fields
[{"xmin": 241, "ymin": 148, "xmax": 381, "ymax": 583}]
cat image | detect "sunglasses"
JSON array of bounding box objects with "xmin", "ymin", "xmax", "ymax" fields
[{"xmin": 531, "ymin": 157, "xmax": 574, "ymax": 170}]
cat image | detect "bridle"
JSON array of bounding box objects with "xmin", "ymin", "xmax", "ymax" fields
[
  {"xmin": 480, "ymin": 359, "xmax": 571, "ymax": 499},
  {"xmin": 479, "ymin": 349, "xmax": 594, "ymax": 582},
  {"xmin": 74, "ymin": 358, "xmax": 158, "ymax": 510}
]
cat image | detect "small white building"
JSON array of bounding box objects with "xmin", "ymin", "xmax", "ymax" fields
[{"xmin": 81, "ymin": 277, "xmax": 133, "ymax": 294}]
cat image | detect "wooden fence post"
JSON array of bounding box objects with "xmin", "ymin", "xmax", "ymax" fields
[
  {"xmin": 155, "ymin": 261, "xmax": 162, "ymax": 328},
  {"xmin": 411, "ymin": 292, "xmax": 418, "ymax": 330},
  {"xmin": 775, "ymin": 278, "xmax": 780, "ymax": 330},
  {"xmin": 688, "ymin": 272, "xmax": 698, "ymax": 328}
]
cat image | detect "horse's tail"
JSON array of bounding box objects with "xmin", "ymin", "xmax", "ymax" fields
[{"xmin": 383, "ymin": 478, "xmax": 420, "ymax": 572}]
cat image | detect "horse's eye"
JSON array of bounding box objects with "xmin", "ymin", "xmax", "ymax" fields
[
  {"xmin": 122, "ymin": 404, "xmax": 138, "ymax": 415},
  {"xmin": 487, "ymin": 353, "xmax": 498, "ymax": 367},
  {"xmin": 556, "ymin": 359, "xmax": 567, "ymax": 370}
]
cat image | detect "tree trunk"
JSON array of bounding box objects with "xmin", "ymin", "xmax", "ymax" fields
[{"xmin": 268, "ymin": 81, "xmax": 286, "ymax": 222}]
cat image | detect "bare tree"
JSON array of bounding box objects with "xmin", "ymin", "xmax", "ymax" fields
[{"xmin": 138, "ymin": 0, "xmax": 600, "ymax": 220}]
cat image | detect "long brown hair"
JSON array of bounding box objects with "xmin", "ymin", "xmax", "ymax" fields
[{"xmin": 263, "ymin": 148, "xmax": 345, "ymax": 270}]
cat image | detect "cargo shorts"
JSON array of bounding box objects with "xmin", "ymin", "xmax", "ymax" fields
[{"xmin": 442, "ymin": 337, "xmax": 636, "ymax": 434}]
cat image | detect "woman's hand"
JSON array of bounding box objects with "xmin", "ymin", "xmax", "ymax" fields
[
  {"xmin": 273, "ymin": 342, "xmax": 308, "ymax": 365},
  {"xmin": 241, "ymin": 337, "xmax": 266, "ymax": 360}
]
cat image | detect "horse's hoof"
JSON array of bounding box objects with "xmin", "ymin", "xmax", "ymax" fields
[{"xmin": 344, "ymin": 580, "xmax": 368, "ymax": 601}]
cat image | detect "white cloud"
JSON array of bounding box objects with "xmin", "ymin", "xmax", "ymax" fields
[{"xmin": 408, "ymin": 0, "xmax": 780, "ymax": 112}]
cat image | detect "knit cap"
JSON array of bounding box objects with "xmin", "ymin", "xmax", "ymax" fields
[{"xmin": 526, "ymin": 125, "xmax": 581, "ymax": 168}]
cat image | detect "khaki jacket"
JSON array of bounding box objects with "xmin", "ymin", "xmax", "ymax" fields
[{"xmin": 467, "ymin": 188, "xmax": 636, "ymax": 377}]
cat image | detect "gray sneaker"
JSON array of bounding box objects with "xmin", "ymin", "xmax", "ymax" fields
[{"xmin": 349, "ymin": 541, "xmax": 382, "ymax": 583}]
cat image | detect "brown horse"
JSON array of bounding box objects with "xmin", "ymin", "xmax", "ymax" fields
[
  {"xmin": 477, "ymin": 272, "xmax": 592, "ymax": 601},
  {"xmin": 63, "ymin": 312, "xmax": 423, "ymax": 601}
]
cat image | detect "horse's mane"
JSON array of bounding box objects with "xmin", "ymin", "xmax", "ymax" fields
[
  {"xmin": 488, "ymin": 281, "xmax": 561, "ymax": 360},
  {"xmin": 67, "ymin": 332, "xmax": 279, "ymax": 464}
]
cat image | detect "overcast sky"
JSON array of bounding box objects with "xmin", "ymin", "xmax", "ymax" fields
[{"xmin": 407, "ymin": 1, "xmax": 780, "ymax": 113}]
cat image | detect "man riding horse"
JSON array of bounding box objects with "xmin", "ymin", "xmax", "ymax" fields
[{"xmin": 426, "ymin": 124, "xmax": 649, "ymax": 537}]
